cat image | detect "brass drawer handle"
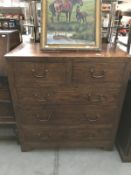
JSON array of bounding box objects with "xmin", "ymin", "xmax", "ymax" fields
[
  {"xmin": 32, "ymin": 69, "xmax": 49, "ymax": 78},
  {"xmin": 38, "ymin": 98, "xmax": 48, "ymax": 103},
  {"xmin": 84, "ymin": 114, "xmax": 99, "ymax": 122},
  {"xmin": 38, "ymin": 133, "xmax": 49, "ymax": 141},
  {"xmin": 90, "ymin": 68, "xmax": 105, "ymax": 79},
  {"xmin": 34, "ymin": 93, "xmax": 50, "ymax": 102},
  {"xmin": 88, "ymin": 94, "xmax": 105, "ymax": 103},
  {"xmin": 36, "ymin": 112, "xmax": 52, "ymax": 122}
]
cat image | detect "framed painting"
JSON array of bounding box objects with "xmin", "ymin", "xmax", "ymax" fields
[{"xmin": 41, "ymin": 0, "xmax": 101, "ymax": 50}]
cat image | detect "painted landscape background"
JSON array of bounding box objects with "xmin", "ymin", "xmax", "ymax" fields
[{"xmin": 47, "ymin": 0, "xmax": 96, "ymax": 45}]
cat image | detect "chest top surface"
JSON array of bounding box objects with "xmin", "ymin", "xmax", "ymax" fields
[{"xmin": 5, "ymin": 43, "xmax": 130, "ymax": 61}]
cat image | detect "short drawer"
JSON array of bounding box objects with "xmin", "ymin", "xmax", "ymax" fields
[
  {"xmin": 12, "ymin": 62, "xmax": 70, "ymax": 87},
  {"xmin": 16, "ymin": 85, "xmax": 121, "ymax": 106},
  {"xmin": 18, "ymin": 105, "xmax": 118, "ymax": 126},
  {"xmin": 22, "ymin": 126, "xmax": 112, "ymax": 143},
  {"xmin": 72, "ymin": 62, "xmax": 126, "ymax": 83}
]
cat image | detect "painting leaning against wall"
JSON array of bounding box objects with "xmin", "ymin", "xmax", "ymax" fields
[{"xmin": 41, "ymin": 0, "xmax": 101, "ymax": 50}]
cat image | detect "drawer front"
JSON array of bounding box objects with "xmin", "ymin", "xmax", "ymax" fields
[
  {"xmin": 22, "ymin": 126, "xmax": 112, "ymax": 142},
  {"xmin": 18, "ymin": 105, "xmax": 117, "ymax": 126},
  {"xmin": 13, "ymin": 62, "xmax": 70, "ymax": 87},
  {"xmin": 16, "ymin": 85, "xmax": 121, "ymax": 106},
  {"xmin": 72, "ymin": 62, "xmax": 126, "ymax": 83}
]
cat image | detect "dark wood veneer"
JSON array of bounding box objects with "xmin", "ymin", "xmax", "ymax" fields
[{"xmin": 5, "ymin": 43, "xmax": 131, "ymax": 152}]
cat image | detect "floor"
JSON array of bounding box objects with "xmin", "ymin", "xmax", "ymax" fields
[{"xmin": 0, "ymin": 140, "xmax": 131, "ymax": 175}]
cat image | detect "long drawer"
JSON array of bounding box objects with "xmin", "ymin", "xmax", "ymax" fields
[
  {"xmin": 18, "ymin": 105, "xmax": 118, "ymax": 126},
  {"xmin": 21, "ymin": 126, "xmax": 113, "ymax": 143},
  {"xmin": 11, "ymin": 62, "xmax": 70, "ymax": 87},
  {"xmin": 16, "ymin": 85, "xmax": 121, "ymax": 106},
  {"xmin": 72, "ymin": 61, "xmax": 126, "ymax": 83}
]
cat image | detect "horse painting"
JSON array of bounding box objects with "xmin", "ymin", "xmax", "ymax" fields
[{"xmin": 49, "ymin": 0, "xmax": 83, "ymax": 22}]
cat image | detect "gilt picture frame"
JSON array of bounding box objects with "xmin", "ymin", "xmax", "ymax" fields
[{"xmin": 41, "ymin": 0, "xmax": 101, "ymax": 50}]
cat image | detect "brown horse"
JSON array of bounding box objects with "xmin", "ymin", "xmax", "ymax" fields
[
  {"xmin": 76, "ymin": 6, "xmax": 88, "ymax": 23},
  {"xmin": 49, "ymin": 0, "xmax": 83, "ymax": 22}
]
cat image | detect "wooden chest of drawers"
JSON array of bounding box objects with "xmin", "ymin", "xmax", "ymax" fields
[{"xmin": 5, "ymin": 43, "xmax": 130, "ymax": 151}]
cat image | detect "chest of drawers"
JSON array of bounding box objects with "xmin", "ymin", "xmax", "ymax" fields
[{"xmin": 5, "ymin": 43, "xmax": 130, "ymax": 151}]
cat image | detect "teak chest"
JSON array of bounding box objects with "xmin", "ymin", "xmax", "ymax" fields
[{"xmin": 5, "ymin": 43, "xmax": 131, "ymax": 151}]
